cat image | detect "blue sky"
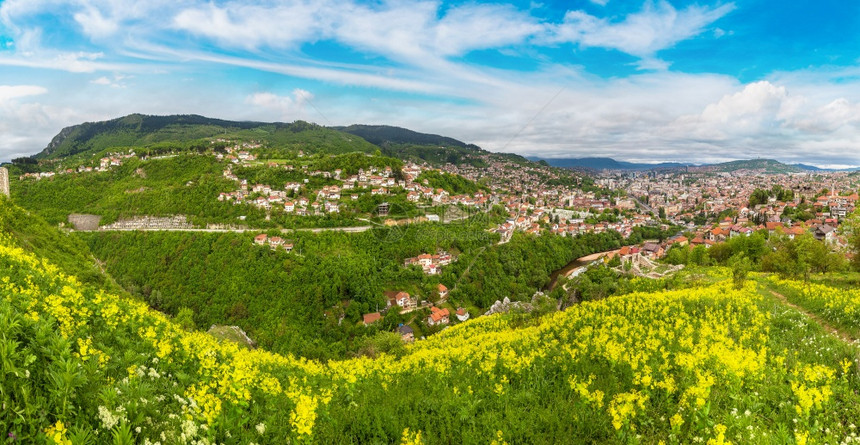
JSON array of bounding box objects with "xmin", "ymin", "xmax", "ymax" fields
[{"xmin": 2, "ymin": 0, "xmax": 860, "ymax": 167}]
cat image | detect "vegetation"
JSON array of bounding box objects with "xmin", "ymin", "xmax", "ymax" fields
[
  {"xmin": 749, "ymin": 185, "xmax": 795, "ymax": 207},
  {"xmin": 11, "ymin": 152, "xmax": 415, "ymax": 228},
  {"xmin": 12, "ymin": 155, "xmax": 240, "ymax": 226},
  {"xmin": 35, "ymin": 114, "xmax": 378, "ymax": 160},
  {"xmin": 663, "ymin": 231, "xmax": 845, "ymax": 280},
  {"xmin": 447, "ymin": 231, "xmax": 623, "ymax": 308},
  {"xmin": 336, "ymin": 124, "xmax": 473, "ymax": 149},
  {"xmin": 3, "ymin": 210, "xmax": 860, "ymax": 442},
  {"xmin": 80, "ymin": 220, "xmax": 492, "ymax": 360},
  {"xmin": 416, "ymin": 170, "xmax": 484, "ymax": 195}
]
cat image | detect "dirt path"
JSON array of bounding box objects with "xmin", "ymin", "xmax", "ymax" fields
[{"xmin": 769, "ymin": 290, "xmax": 857, "ymax": 344}]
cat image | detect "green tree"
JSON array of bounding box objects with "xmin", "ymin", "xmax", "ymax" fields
[{"xmin": 174, "ymin": 307, "xmax": 196, "ymax": 330}]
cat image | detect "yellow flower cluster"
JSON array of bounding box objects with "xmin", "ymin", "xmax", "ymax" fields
[
  {"xmin": 791, "ymin": 364, "xmax": 835, "ymax": 416},
  {"xmin": 43, "ymin": 421, "xmax": 71, "ymax": 445},
  {"xmin": 608, "ymin": 390, "xmax": 649, "ymax": 430},
  {"xmin": 400, "ymin": 428, "xmax": 423, "ymax": 445}
]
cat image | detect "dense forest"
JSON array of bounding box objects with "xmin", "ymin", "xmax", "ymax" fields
[
  {"xmin": 12, "ymin": 155, "xmax": 243, "ymax": 226},
  {"xmin": 79, "ymin": 219, "xmax": 630, "ymax": 359},
  {"xmin": 80, "ymin": 219, "xmax": 494, "ymax": 359},
  {"xmin": 416, "ymin": 170, "xmax": 485, "ymax": 195}
]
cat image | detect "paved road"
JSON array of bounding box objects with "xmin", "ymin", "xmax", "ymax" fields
[
  {"xmin": 83, "ymin": 225, "xmax": 374, "ymax": 234},
  {"xmin": 629, "ymin": 195, "xmax": 656, "ymax": 215}
]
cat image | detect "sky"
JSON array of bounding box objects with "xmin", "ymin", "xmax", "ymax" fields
[{"xmin": 2, "ymin": 1, "xmax": 860, "ymax": 168}]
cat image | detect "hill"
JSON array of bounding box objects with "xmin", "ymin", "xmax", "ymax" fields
[
  {"xmin": 689, "ymin": 158, "xmax": 804, "ymax": 174},
  {"xmin": 532, "ymin": 157, "xmax": 691, "ymax": 170},
  {"xmin": 335, "ymin": 124, "xmax": 476, "ymax": 149},
  {"xmin": 535, "ymin": 156, "xmax": 814, "ymax": 174},
  {"xmin": 34, "ymin": 114, "xmax": 379, "ymax": 160},
  {"xmin": 2, "ymin": 199, "xmax": 860, "ymax": 443}
]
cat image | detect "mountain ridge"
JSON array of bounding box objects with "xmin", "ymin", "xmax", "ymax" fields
[{"xmin": 533, "ymin": 156, "xmax": 839, "ymax": 173}]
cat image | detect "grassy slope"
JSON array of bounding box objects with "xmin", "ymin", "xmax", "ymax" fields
[{"xmin": 2, "ymin": 199, "xmax": 860, "ymax": 443}]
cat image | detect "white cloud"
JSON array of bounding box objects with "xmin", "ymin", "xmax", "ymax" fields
[
  {"xmin": 173, "ymin": 2, "xmax": 324, "ymax": 49},
  {"xmin": 0, "ymin": 85, "xmax": 47, "ymax": 102},
  {"xmin": 3, "ymin": 0, "xmax": 860, "ymax": 168},
  {"xmin": 549, "ymin": 1, "xmax": 735, "ymax": 58},
  {"xmin": 246, "ymin": 89, "xmax": 314, "ymax": 121},
  {"xmin": 74, "ymin": 6, "xmax": 118, "ymax": 38},
  {"xmin": 170, "ymin": 1, "xmax": 541, "ymax": 64}
]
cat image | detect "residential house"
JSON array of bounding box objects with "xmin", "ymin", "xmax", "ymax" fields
[
  {"xmin": 363, "ymin": 312, "xmax": 382, "ymax": 326},
  {"xmin": 437, "ymin": 283, "xmax": 449, "ymax": 300},
  {"xmin": 427, "ymin": 307, "xmax": 450, "ymax": 326},
  {"xmin": 398, "ymin": 324, "xmax": 414, "ymax": 342},
  {"xmin": 385, "ymin": 291, "xmax": 417, "ymax": 310},
  {"xmin": 814, "ymin": 224, "xmax": 837, "ymax": 244}
]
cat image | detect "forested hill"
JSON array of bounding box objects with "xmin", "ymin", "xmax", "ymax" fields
[
  {"xmin": 35, "ymin": 114, "xmax": 379, "ymax": 160},
  {"xmin": 335, "ymin": 124, "xmax": 478, "ymax": 149}
]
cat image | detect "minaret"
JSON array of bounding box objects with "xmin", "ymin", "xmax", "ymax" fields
[{"xmin": 0, "ymin": 167, "xmax": 9, "ymax": 197}]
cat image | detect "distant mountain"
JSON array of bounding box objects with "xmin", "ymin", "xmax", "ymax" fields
[
  {"xmin": 531, "ymin": 157, "xmax": 692, "ymax": 170},
  {"xmin": 334, "ymin": 124, "xmax": 478, "ymax": 149},
  {"xmin": 530, "ymin": 156, "xmax": 831, "ymax": 174},
  {"xmin": 791, "ymin": 163, "xmax": 832, "ymax": 172},
  {"xmin": 690, "ymin": 159, "xmax": 804, "ymax": 174},
  {"xmin": 34, "ymin": 114, "xmax": 379, "ymax": 160}
]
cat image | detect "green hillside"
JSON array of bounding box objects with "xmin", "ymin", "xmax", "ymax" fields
[
  {"xmin": 2, "ymin": 197, "xmax": 860, "ymax": 443},
  {"xmin": 336, "ymin": 124, "xmax": 474, "ymax": 149},
  {"xmin": 35, "ymin": 114, "xmax": 378, "ymax": 161},
  {"xmin": 11, "ymin": 152, "xmax": 416, "ymax": 228}
]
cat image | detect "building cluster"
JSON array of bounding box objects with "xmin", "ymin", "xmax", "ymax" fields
[
  {"xmin": 403, "ymin": 251, "xmax": 455, "ymax": 275},
  {"xmin": 19, "ymin": 151, "xmax": 137, "ymax": 180},
  {"xmin": 215, "ymin": 149, "xmax": 495, "ymax": 217},
  {"xmin": 252, "ymin": 234, "xmax": 294, "ymax": 252}
]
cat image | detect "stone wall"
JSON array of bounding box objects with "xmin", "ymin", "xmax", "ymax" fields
[
  {"xmin": 0, "ymin": 167, "xmax": 9, "ymax": 197},
  {"xmin": 68, "ymin": 214, "xmax": 102, "ymax": 231}
]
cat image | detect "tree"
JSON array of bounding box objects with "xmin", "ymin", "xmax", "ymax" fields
[
  {"xmin": 729, "ymin": 255, "xmax": 752, "ymax": 290},
  {"xmin": 689, "ymin": 245, "xmax": 710, "ymax": 266},
  {"xmin": 844, "ymin": 209, "xmax": 860, "ymax": 271},
  {"xmin": 174, "ymin": 307, "xmax": 196, "ymax": 330}
]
